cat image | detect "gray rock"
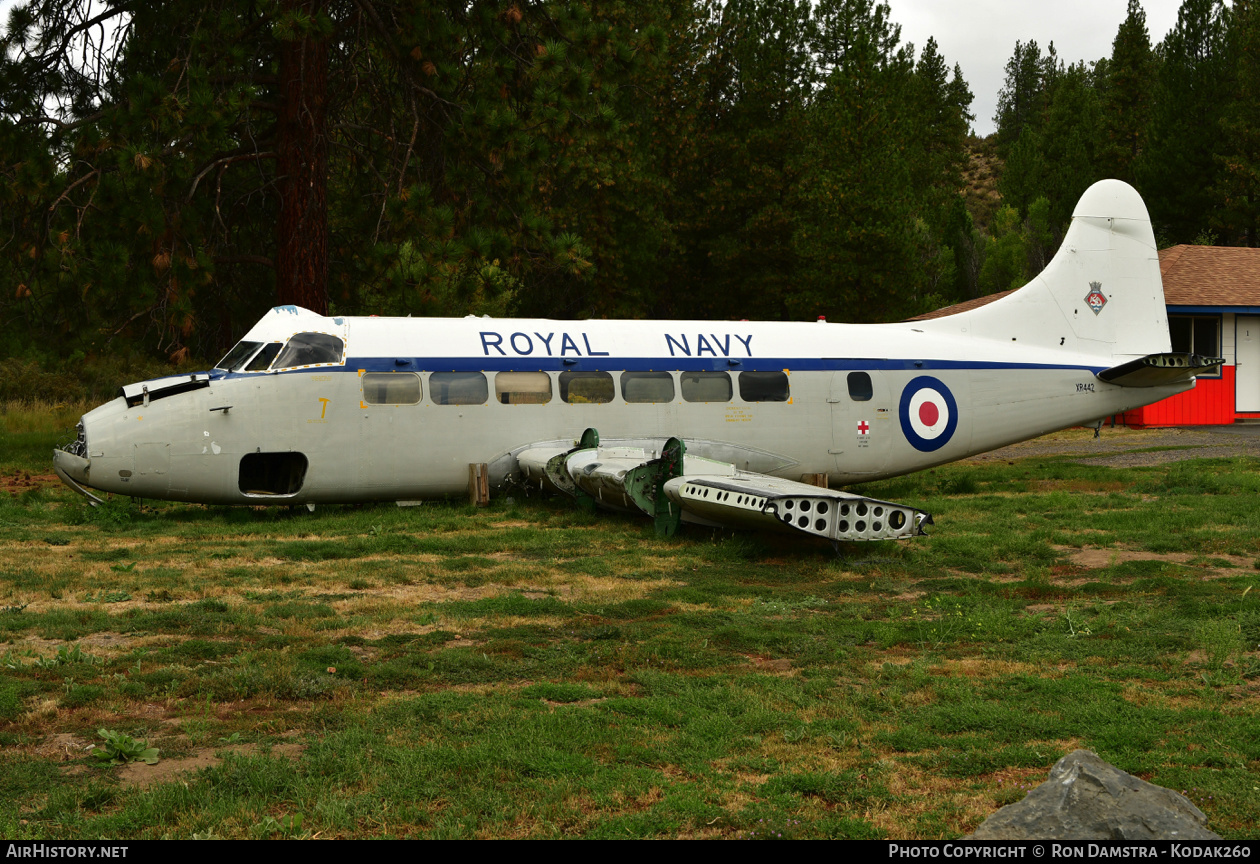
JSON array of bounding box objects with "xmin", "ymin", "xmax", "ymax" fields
[{"xmin": 969, "ymin": 750, "xmax": 1222, "ymax": 841}]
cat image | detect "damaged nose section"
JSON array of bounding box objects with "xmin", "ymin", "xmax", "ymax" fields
[{"xmin": 52, "ymin": 421, "xmax": 104, "ymax": 505}]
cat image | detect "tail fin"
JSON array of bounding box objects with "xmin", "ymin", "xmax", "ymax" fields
[{"xmin": 929, "ymin": 180, "xmax": 1170, "ymax": 361}]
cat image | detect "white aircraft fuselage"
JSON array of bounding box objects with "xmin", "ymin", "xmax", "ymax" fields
[{"xmin": 51, "ymin": 181, "xmax": 1215, "ymax": 533}]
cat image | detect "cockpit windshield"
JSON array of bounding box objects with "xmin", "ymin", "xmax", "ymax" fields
[
  {"xmin": 273, "ymin": 332, "xmax": 344, "ymax": 369},
  {"xmin": 245, "ymin": 342, "xmax": 284, "ymax": 371},
  {"xmin": 215, "ymin": 341, "xmax": 261, "ymax": 371}
]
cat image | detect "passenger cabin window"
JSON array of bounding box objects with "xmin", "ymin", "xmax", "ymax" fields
[
  {"xmin": 363, "ymin": 372, "xmax": 421, "ymax": 405},
  {"xmin": 680, "ymin": 371, "xmax": 732, "ymax": 403},
  {"xmin": 273, "ymin": 332, "xmax": 344, "ymax": 369},
  {"xmin": 430, "ymin": 372, "xmax": 489, "ymax": 405},
  {"xmin": 245, "ymin": 342, "xmax": 283, "ymax": 371},
  {"xmin": 621, "ymin": 371, "xmax": 674, "ymax": 403},
  {"xmin": 847, "ymin": 371, "xmax": 873, "ymax": 401},
  {"xmin": 216, "ymin": 341, "xmax": 260, "ymax": 371},
  {"xmin": 495, "ymin": 372, "xmax": 552, "ymax": 404},
  {"xmin": 738, "ymin": 371, "xmax": 790, "ymax": 402},
  {"xmin": 559, "ymin": 371, "xmax": 614, "ymax": 404}
]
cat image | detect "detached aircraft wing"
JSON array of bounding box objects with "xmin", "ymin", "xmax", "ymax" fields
[{"xmin": 516, "ymin": 429, "xmax": 931, "ymax": 545}]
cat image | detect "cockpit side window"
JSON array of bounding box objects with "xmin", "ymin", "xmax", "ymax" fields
[
  {"xmin": 215, "ymin": 341, "xmax": 261, "ymax": 371},
  {"xmin": 273, "ymin": 332, "xmax": 344, "ymax": 369},
  {"xmin": 245, "ymin": 342, "xmax": 283, "ymax": 371}
]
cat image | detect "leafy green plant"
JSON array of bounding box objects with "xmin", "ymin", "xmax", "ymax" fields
[
  {"xmin": 1063, "ymin": 608, "xmax": 1093, "ymax": 640},
  {"xmin": 91, "ymin": 729, "xmax": 160, "ymax": 766},
  {"xmin": 83, "ymin": 590, "xmax": 132, "ymax": 603},
  {"xmin": 85, "ymin": 497, "xmax": 139, "ymax": 526},
  {"xmin": 32, "ymin": 643, "xmax": 100, "ymax": 668},
  {"xmin": 911, "ymin": 597, "xmax": 971, "ymax": 648},
  {"xmin": 252, "ymin": 814, "xmax": 307, "ymax": 839},
  {"xmin": 1197, "ymin": 620, "xmax": 1243, "ymax": 673}
]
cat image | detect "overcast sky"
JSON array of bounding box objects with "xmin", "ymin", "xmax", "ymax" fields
[{"xmin": 885, "ymin": 0, "xmax": 1187, "ymax": 136}]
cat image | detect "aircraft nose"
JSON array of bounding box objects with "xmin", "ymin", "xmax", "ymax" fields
[
  {"xmin": 52, "ymin": 446, "xmax": 90, "ymax": 485},
  {"xmin": 52, "ymin": 416, "xmax": 100, "ymax": 502}
]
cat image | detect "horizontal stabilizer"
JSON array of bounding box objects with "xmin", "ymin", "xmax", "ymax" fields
[{"xmin": 1096, "ymin": 353, "xmax": 1224, "ymax": 388}]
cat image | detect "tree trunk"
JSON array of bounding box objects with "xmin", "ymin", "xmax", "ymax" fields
[{"xmin": 275, "ymin": 0, "xmax": 329, "ymax": 315}]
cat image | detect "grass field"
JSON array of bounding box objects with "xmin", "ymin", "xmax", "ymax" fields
[{"xmin": 1, "ymin": 406, "xmax": 1258, "ymax": 839}]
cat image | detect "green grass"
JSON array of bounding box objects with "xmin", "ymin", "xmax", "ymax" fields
[{"xmin": 0, "ymin": 423, "xmax": 1258, "ymax": 838}]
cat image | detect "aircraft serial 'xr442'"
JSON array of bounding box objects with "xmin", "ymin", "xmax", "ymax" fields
[{"xmin": 53, "ymin": 180, "xmax": 1221, "ymax": 546}]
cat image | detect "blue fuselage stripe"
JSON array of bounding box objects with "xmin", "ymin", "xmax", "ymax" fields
[{"xmin": 213, "ymin": 357, "xmax": 1108, "ymax": 379}]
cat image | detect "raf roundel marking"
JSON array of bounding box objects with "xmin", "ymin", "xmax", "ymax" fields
[{"xmin": 899, "ymin": 376, "xmax": 958, "ymax": 452}]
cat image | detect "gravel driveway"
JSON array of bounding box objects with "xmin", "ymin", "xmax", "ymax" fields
[{"xmin": 965, "ymin": 424, "xmax": 1260, "ymax": 468}]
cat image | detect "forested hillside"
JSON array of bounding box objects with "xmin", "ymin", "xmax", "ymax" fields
[{"xmin": 0, "ymin": 0, "xmax": 1257, "ymax": 375}]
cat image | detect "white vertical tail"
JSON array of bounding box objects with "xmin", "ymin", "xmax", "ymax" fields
[{"xmin": 934, "ymin": 180, "xmax": 1171, "ymax": 361}]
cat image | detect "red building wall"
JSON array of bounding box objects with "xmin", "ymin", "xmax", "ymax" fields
[{"xmin": 1121, "ymin": 366, "xmax": 1238, "ymax": 427}]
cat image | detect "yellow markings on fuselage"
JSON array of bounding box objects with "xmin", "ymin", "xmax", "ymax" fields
[{"xmin": 309, "ymin": 396, "xmax": 331, "ymax": 423}]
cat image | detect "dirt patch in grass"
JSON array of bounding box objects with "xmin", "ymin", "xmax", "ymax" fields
[
  {"xmin": 77, "ymin": 632, "xmax": 136, "ymax": 653},
  {"xmin": 1122, "ymin": 684, "xmax": 1207, "ymax": 710},
  {"xmin": 541, "ymin": 697, "xmax": 607, "ymax": 709},
  {"xmin": 40, "ymin": 733, "xmax": 93, "ymax": 762},
  {"xmin": 1060, "ymin": 546, "xmax": 1190, "ymax": 568},
  {"xmin": 931, "ymin": 658, "xmax": 1041, "ymax": 678},
  {"xmin": 117, "ymin": 740, "xmax": 306, "ymax": 788},
  {"xmin": 4, "ymin": 472, "xmax": 62, "ymax": 496},
  {"xmin": 1055, "ymin": 546, "xmax": 1254, "ymax": 579},
  {"xmin": 1030, "ymin": 479, "xmax": 1128, "ymax": 493}
]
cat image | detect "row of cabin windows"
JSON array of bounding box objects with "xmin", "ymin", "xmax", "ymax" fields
[
  {"xmin": 362, "ymin": 370, "xmax": 793, "ymax": 406},
  {"xmin": 219, "ymin": 336, "xmax": 872, "ymax": 402},
  {"xmin": 219, "ymin": 336, "xmax": 879, "ymax": 400}
]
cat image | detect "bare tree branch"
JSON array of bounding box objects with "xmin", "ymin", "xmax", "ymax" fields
[
  {"xmin": 186, "ymin": 151, "xmax": 276, "ymax": 203},
  {"xmin": 46, "ymin": 167, "xmax": 101, "ymax": 217}
]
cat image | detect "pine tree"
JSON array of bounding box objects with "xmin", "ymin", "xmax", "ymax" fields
[
  {"xmin": 1101, "ymin": 0, "xmax": 1154, "ymax": 184},
  {"xmin": 790, "ymin": 0, "xmax": 927, "ymax": 323},
  {"xmin": 1137, "ymin": 0, "xmax": 1232, "ymax": 244},
  {"xmin": 0, "ymin": 1, "xmax": 619, "ymax": 358},
  {"xmin": 1038, "ymin": 62, "xmax": 1105, "ymax": 231},
  {"xmin": 993, "ymin": 40, "xmax": 1046, "ymax": 158},
  {"xmin": 1215, "ymin": 0, "xmax": 1260, "ymax": 245}
]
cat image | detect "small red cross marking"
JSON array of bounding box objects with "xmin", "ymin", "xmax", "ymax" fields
[{"xmin": 858, "ymin": 421, "xmax": 870, "ymax": 435}]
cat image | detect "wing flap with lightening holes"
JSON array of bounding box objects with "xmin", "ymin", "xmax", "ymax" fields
[
  {"xmin": 517, "ymin": 432, "xmax": 930, "ymax": 543},
  {"xmin": 663, "ymin": 474, "xmax": 930, "ymax": 542}
]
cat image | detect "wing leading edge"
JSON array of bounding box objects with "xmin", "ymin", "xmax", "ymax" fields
[{"xmin": 516, "ymin": 430, "xmax": 931, "ymax": 545}]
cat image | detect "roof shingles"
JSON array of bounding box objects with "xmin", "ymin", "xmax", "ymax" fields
[{"xmin": 1159, "ymin": 245, "xmax": 1260, "ymax": 306}]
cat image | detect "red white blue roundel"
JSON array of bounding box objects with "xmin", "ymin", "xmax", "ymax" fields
[{"xmin": 899, "ymin": 376, "xmax": 958, "ymax": 452}]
